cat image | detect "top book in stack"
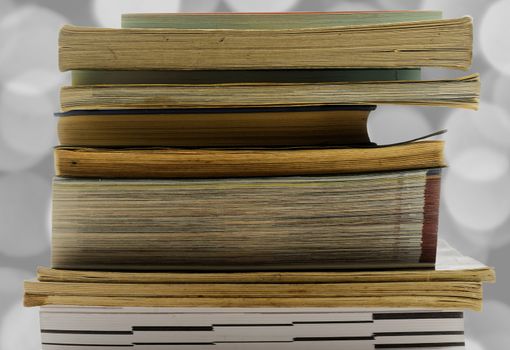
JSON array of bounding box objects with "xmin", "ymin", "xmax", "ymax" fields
[{"xmin": 61, "ymin": 11, "xmax": 470, "ymax": 71}]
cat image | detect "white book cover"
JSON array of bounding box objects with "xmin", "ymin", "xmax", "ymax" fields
[{"xmin": 40, "ymin": 307, "xmax": 465, "ymax": 350}]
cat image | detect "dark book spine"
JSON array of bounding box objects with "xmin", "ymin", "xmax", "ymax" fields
[{"xmin": 420, "ymin": 170, "xmax": 441, "ymax": 263}]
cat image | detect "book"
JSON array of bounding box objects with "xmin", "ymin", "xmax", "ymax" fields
[
  {"xmin": 73, "ymin": 11, "xmax": 441, "ymax": 85},
  {"xmin": 71, "ymin": 68, "xmax": 422, "ymax": 85},
  {"xmin": 50, "ymin": 168, "xmax": 441, "ymax": 270},
  {"xmin": 58, "ymin": 17, "xmax": 472, "ymax": 71},
  {"xmin": 25, "ymin": 241, "xmax": 495, "ymax": 310},
  {"xmin": 38, "ymin": 306, "xmax": 465, "ymax": 350},
  {"xmin": 59, "ymin": 75, "xmax": 480, "ymax": 112},
  {"xmin": 54, "ymin": 140, "xmax": 444, "ymax": 178},
  {"xmin": 122, "ymin": 11, "xmax": 443, "ymax": 29},
  {"xmin": 23, "ymin": 8, "xmax": 494, "ymax": 350},
  {"xmin": 56, "ymin": 106, "xmax": 375, "ymax": 147}
]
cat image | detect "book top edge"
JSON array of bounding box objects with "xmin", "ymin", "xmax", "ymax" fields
[{"xmin": 123, "ymin": 11, "xmax": 443, "ymax": 17}]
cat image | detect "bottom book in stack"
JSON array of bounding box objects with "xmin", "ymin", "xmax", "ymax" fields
[
  {"xmin": 25, "ymin": 242, "xmax": 494, "ymax": 350},
  {"xmin": 40, "ymin": 306, "xmax": 466, "ymax": 350}
]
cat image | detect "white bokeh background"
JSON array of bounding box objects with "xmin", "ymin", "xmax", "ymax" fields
[{"xmin": 0, "ymin": 1, "xmax": 508, "ymax": 349}]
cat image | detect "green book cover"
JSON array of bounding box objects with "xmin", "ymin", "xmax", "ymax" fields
[
  {"xmin": 122, "ymin": 11, "xmax": 442, "ymax": 29},
  {"xmin": 71, "ymin": 68, "xmax": 422, "ymax": 85}
]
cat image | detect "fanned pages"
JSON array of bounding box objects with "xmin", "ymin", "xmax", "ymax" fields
[
  {"xmin": 25, "ymin": 281, "xmax": 481, "ymax": 310},
  {"xmin": 59, "ymin": 75, "xmax": 480, "ymax": 112},
  {"xmin": 25, "ymin": 242, "xmax": 495, "ymax": 310},
  {"xmin": 58, "ymin": 17, "xmax": 472, "ymax": 71},
  {"xmin": 51, "ymin": 169, "xmax": 441, "ymax": 270}
]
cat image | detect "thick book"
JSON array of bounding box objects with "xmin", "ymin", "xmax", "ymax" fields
[
  {"xmin": 122, "ymin": 11, "xmax": 443, "ymax": 29},
  {"xmin": 56, "ymin": 106, "xmax": 375, "ymax": 147},
  {"xmin": 58, "ymin": 17, "xmax": 472, "ymax": 71},
  {"xmin": 50, "ymin": 168, "xmax": 441, "ymax": 270},
  {"xmin": 38, "ymin": 306, "xmax": 465, "ymax": 350},
  {"xmin": 25, "ymin": 241, "xmax": 496, "ymax": 310},
  {"xmin": 54, "ymin": 141, "xmax": 444, "ymax": 178},
  {"xmin": 59, "ymin": 75, "xmax": 480, "ymax": 112},
  {"xmin": 73, "ymin": 11, "xmax": 440, "ymax": 86}
]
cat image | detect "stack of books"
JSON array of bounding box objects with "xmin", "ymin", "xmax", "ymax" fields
[{"xmin": 25, "ymin": 11, "xmax": 493, "ymax": 349}]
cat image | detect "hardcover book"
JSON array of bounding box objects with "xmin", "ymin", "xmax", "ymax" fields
[{"xmin": 56, "ymin": 106, "xmax": 376, "ymax": 147}]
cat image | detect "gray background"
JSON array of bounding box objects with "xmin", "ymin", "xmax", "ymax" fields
[{"xmin": 0, "ymin": 1, "xmax": 509, "ymax": 349}]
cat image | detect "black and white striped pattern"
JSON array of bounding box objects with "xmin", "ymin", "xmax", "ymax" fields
[{"xmin": 40, "ymin": 307, "xmax": 465, "ymax": 350}]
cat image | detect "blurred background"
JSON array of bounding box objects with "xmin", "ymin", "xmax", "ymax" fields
[{"xmin": 0, "ymin": 0, "xmax": 509, "ymax": 349}]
